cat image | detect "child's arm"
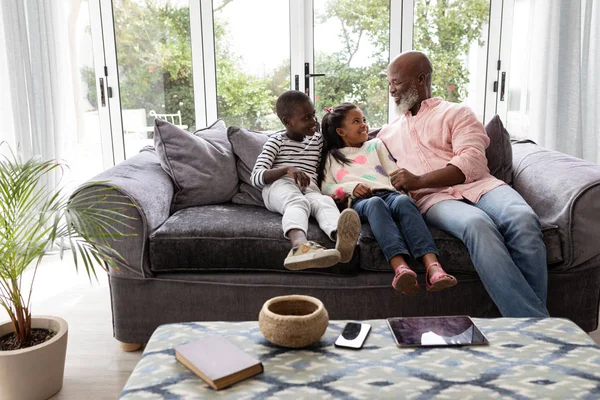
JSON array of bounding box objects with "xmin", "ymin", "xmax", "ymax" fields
[
  {"xmin": 374, "ymin": 138, "xmax": 400, "ymax": 175},
  {"xmin": 320, "ymin": 156, "xmax": 360, "ymax": 199},
  {"xmin": 251, "ymin": 136, "xmax": 283, "ymax": 189},
  {"xmin": 251, "ymin": 136, "xmax": 310, "ymax": 189}
]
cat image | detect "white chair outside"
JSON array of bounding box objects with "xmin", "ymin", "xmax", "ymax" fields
[{"xmin": 148, "ymin": 110, "xmax": 188, "ymax": 130}]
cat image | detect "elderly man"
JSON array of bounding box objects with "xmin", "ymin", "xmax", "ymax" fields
[{"xmin": 378, "ymin": 51, "xmax": 548, "ymax": 317}]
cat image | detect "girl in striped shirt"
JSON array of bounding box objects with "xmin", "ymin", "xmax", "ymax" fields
[{"xmin": 251, "ymin": 91, "xmax": 361, "ymax": 271}]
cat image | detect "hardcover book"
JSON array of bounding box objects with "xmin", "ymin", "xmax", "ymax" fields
[{"xmin": 175, "ymin": 335, "xmax": 264, "ymax": 390}]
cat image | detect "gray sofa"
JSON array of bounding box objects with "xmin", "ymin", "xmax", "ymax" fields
[{"xmin": 74, "ymin": 120, "xmax": 600, "ymax": 345}]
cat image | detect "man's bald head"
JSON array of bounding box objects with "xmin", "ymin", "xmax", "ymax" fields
[
  {"xmin": 387, "ymin": 51, "xmax": 433, "ymax": 115},
  {"xmin": 388, "ymin": 51, "xmax": 432, "ymax": 78}
]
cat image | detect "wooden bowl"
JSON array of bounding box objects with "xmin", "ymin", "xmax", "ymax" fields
[{"xmin": 258, "ymin": 295, "xmax": 329, "ymax": 348}]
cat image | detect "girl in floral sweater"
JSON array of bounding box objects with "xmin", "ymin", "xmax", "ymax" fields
[{"xmin": 319, "ymin": 103, "xmax": 457, "ymax": 295}]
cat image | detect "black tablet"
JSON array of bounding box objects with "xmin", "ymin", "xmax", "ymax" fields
[{"xmin": 386, "ymin": 316, "xmax": 489, "ymax": 347}]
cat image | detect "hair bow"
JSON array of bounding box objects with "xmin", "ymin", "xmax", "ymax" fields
[{"xmin": 324, "ymin": 107, "xmax": 333, "ymax": 113}]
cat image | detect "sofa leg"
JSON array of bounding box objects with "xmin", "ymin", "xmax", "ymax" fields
[{"xmin": 119, "ymin": 341, "xmax": 144, "ymax": 352}]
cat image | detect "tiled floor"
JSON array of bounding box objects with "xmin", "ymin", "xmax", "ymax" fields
[{"xmin": 2, "ymin": 254, "xmax": 600, "ymax": 399}]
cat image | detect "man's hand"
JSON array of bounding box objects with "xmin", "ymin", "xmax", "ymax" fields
[
  {"xmin": 353, "ymin": 184, "xmax": 373, "ymax": 199},
  {"xmin": 286, "ymin": 167, "xmax": 310, "ymax": 189},
  {"xmin": 389, "ymin": 168, "xmax": 423, "ymax": 192}
]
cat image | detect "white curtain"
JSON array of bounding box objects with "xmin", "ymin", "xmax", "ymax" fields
[
  {"xmin": 0, "ymin": 0, "xmax": 79, "ymax": 186},
  {"xmin": 527, "ymin": 0, "xmax": 600, "ymax": 163}
]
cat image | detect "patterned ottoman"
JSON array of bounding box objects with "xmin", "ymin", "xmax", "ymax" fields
[{"xmin": 120, "ymin": 318, "xmax": 600, "ymax": 399}]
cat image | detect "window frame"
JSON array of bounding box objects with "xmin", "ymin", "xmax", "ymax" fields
[{"xmin": 95, "ymin": 0, "xmax": 509, "ymax": 167}]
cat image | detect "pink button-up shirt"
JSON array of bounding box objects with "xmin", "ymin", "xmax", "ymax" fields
[{"xmin": 378, "ymin": 97, "xmax": 504, "ymax": 213}]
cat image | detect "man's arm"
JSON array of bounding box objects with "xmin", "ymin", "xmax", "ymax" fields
[
  {"xmin": 446, "ymin": 107, "xmax": 491, "ymax": 184},
  {"xmin": 390, "ymin": 106, "xmax": 488, "ymax": 191},
  {"xmin": 390, "ymin": 165, "xmax": 465, "ymax": 191}
]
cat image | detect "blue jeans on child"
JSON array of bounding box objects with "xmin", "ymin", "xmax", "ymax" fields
[
  {"xmin": 424, "ymin": 185, "xmax": 549, "ymax": 318},
  {"xmin": 352, "ymin": 191, "xmax": 438, "ymax": 262}
]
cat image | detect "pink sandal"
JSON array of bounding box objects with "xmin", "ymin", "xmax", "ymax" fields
[
  {"xmin": 425, "ymin": 262, "xmax": 457, "ymax": 292},
  {"xmin": 392, "ymin": 265, "xmax": 420, "ymax": 296}
]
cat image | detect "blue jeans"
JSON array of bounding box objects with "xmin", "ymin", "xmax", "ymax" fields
[
  {"xmin": 424, "ymin": 185, "xmax": 549, "ymax": 318},
  {"xmin": 353, "ymin": 191, "xmax": 438, "ymax": 262}
]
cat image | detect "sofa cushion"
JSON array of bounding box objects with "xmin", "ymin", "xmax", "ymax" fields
[
  {"xmin": 485, "ymin": 115, "xmax": 513, "ymax": 185},
  {"xmin": 358, "ymin": 225, "xmax": 474, "ymax": 273},
  {"xmin": 232, "ymin": 182, "xmax": 265, "ymax": 207},
  {"xmin": 358, "ymin": 222, "xmax": 562, "ymax": 273},
  {"xmin": 232, "ymin": 158, "xmax": 264, "ymax": 207},
  {"xmin": 227, "ymin": 126, "xmax": 277, "ymax": 207},
  {"xmin": 154, "ymin": 119, "xmax": 238, "ymax": 212},
  {"xmin": 149, "ymin": 204, "xmax": 359, "ymax": 276}
]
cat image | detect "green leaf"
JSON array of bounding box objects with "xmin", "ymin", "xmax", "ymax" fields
[{"xmin": 0, "ymin": 145, "xmax": 136, "ymax": 345}]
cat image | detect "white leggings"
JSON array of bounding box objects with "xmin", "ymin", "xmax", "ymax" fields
[{"xmin": 262, "ymin": 177, "xmax": 339, "ymax": 240}]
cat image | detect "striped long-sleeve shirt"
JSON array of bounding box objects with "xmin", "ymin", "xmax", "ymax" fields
[{"xmin": 251, "ymin": 132, "xmax": 323, "ymax": 189}]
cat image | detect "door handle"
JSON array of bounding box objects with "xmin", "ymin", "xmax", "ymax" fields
[
  {"xmin": 99, "ymin": 77, "xmax": 106, "ymax": 107},
  {"xmin": 500, "ymin": 72, "xmax": 506, "ymax": 101},
  {"xmin": 304, "ymin": 62, "xmax": 325, "ymax": 96}
]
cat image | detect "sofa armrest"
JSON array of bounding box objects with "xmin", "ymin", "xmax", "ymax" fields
[
  {"xmin": 512, "ymin": 142, "xmax": 600, "ymax": 271},
  {"xmin": 71, "ymin": 149, "xmax": 174, "ymax": 278}
]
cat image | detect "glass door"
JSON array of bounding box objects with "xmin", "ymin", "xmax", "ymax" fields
[
  {"xmin": 67, "ymin": 0, "xmax": 114, "ymax": 183},
  {"xmin": 496, "ymin": 0, "xmax": 532, "ymax": 138},
  {"xmin": 410, "ymin": 0, "xmax": 497, "ymax": 123},
  {"xmin": 312, "ymin": 0, "xmax": 392, "ymax": 128},
  {"xmin": 104, "ymin": 0, "xmax": 199, "ymax": 160},
  {"xmin": 93, "ymin": 0, "xmax": 505, "ymax": 164},
  {"xmin": 309, "ymin": 0, "xmax": 499, "ymax": 126},
  {"xmin": 54, "ymin": 0, "xmax": 115, "ymax": 188},
  {"xmin": 211, "ymin": 0, "xmax": 290, "ymax": 131}
]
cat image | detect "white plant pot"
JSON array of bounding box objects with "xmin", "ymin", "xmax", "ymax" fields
[{"xmin": 0, "ymin": 316, "xmax": 68, "ymax": 400}]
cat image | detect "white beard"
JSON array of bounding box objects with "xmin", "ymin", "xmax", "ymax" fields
[{"xmin": 394, "ymin": 82, "xmax": 419, "ymax": 116}]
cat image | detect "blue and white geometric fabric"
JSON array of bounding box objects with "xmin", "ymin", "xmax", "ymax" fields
[{"xmin": 120, "ymin": 318, "xmax": 600, "ymax": 399}]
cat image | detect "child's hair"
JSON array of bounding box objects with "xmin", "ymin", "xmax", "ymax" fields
[
  {"xmin": 317, "ymin": 102, "xmax": 358, "ymax": 185},
  {"xmin": 276, "ymin": 90, "xmax": 312, "ymax": 124}
]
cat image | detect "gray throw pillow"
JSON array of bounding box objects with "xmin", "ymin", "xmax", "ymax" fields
[
  {"xmin": 227, "ymin": 126, "xmax": 281, "ymax": 207},
  {"xmin": 484, "ymin": 115, "xmax": 513, "ymax": 185},
  {"xmin": 154, "ymin": 119, "xmax": 238, "ymax": 212}
]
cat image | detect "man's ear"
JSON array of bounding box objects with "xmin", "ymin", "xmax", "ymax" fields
[{"xmin": 417, "ymin": 71, "xmax": 429, "ymax": 87}]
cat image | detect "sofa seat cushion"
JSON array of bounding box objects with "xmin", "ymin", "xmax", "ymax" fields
[
  {"xmin": 149, "ymin": 204, "xmax": 359, "ymax": 276},
  {"xmin": 358, "ymin": 223, "xmax": 562, "ymax": 273}
]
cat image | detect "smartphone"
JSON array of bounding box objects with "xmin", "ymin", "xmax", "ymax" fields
[{"xmin": 334, "ymin": 322, "xmax": 371, "ymax": 349}]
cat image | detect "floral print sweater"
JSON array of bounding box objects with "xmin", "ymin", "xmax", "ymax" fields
[{"xmin": 321, "ymin": 138, "xmax": 399, "ymax": 199}]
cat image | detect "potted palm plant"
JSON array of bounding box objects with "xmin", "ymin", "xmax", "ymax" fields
[{"xmin": 0, "ymin": 145, "xmax": 133, "ymax": 400}]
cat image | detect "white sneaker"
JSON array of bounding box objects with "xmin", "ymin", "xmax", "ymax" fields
[
  {"xmin": 284, "ymin": 241, "xmax": 341, "ymax": 270},
  {"xmin": 335, "ymin": 208, "xmax": 361, "ymax": 263}
]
